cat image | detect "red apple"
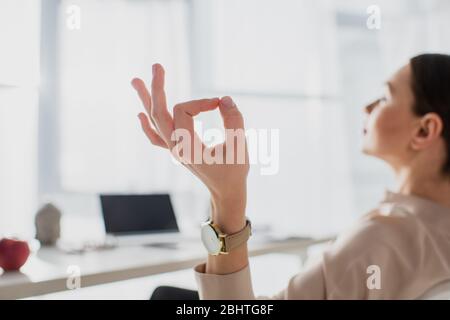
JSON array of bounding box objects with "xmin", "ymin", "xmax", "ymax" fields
[{"xmin": 0, "ymin": 238, "xmax": 30, "ymax": 271}]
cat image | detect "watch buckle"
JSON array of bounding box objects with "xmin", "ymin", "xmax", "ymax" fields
[{"xmin": 218, "ymin": 234, "xmax": 229, "ymax": 255}]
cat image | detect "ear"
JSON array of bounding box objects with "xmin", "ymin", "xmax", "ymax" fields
[{"xmin": 411, "ymin": 113, "xmax": 443, "ymax": 150}]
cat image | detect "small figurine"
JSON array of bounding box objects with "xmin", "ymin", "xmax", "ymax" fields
[{"xmin": 35, "ymin": 203, "xmax": 61, "ymax": 246}]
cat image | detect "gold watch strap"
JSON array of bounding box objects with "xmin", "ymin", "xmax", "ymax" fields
[{"xmin": 222, "ymin": 220, "xmax": 252, "ymax": 253}]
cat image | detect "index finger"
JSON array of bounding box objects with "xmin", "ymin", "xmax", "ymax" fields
[
  {"xmin": 173, "ymin": 98, "xmax": 220, "ymax": 136},
  {"xmin": 150, "ymin": 63, "xmax": 175, "ymax": 147}
]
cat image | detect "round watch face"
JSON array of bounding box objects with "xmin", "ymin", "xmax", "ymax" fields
[{"xmin": 201, "ymin": 223, "xmax": 222, "ymax": 255}]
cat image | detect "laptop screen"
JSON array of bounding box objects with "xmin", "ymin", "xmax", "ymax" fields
[{"xmin": 100, "ymin": 194, "xmax": 179, "ymax": 235}]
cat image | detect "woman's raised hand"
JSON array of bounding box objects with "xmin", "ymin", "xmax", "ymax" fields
[{"xmin": 131, "ymin": 64, "xmax": 248, "ymax": 233}]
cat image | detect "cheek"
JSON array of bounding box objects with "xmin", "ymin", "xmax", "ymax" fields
[
  {"xmin": 365, "ymin": 107, "xmax": 411, "ymax": 154},
  {"xmin": 374, "ymin": 109, "xmax": 401, "ymax": 136}
]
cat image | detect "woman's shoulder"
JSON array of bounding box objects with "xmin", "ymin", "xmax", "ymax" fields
[{"xmin": 326, "ymin": 208, "xmax": 420, "ymax": 260}]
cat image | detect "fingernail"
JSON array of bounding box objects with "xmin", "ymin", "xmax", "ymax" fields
[{"xmin": 152, "ymin": 64, "xmax": 156, "ymax": 76}]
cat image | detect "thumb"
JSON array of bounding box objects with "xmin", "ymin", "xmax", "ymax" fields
[{"xmin": 219, "ymin": 96, "xmax": 244, "ymax": 130}]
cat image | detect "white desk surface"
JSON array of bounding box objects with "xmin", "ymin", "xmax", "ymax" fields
[{"xmin": 0, "ymin": 236, "xmax": 332, "ymax": 299}]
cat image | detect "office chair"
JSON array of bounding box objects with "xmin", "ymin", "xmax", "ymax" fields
[{"xmin": 150, "ymin": 286, "xmax": 199, "ymax": 300}]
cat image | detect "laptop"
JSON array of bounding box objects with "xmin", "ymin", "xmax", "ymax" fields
[{"xmin": 100, "ymin": 194, "xmax": 190, "ymax": 247}]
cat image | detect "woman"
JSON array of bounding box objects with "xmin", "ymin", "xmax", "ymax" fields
[{"xmin": 133, "ymin": 53, "xmax": 450, "ymax": 299}]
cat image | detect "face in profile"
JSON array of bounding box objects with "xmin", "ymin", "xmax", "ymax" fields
[{"xmin": 362, "ymin": 64, "xmax": 418, "ymax": 168}]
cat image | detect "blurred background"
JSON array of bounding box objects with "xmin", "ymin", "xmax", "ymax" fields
[{"xmin": 1, "ymin": 0, "xmax": 450, "ymax": 273}]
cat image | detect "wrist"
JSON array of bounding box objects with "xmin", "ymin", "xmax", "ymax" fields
[{"xmin": 210, "ymin": 194, "xmax": 246, "ymax": 234}]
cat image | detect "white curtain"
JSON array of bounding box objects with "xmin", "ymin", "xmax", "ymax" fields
[
  {"xmin": 208, "ymin": 0, "xmax": 339, "ymax": 96},
  {"xmin": 193, "ymin": 0, "xmax": 355, "ymax": 236},
  {"xmin": 59, "ymin": 0, "xmax": 197, "ymax": 193},
  {"xmin": 57, "ymin": 0, "xmax": 211, "ymax": 233},
  {"xmin": 0, "ymin": 0, "xmax": 40, "ymax": 238},
  {"xmin": 377, "ymin": 0, "xmax": 450, "ymax": 71}
]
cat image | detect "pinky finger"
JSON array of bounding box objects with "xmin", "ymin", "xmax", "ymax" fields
[{"xmin": 138, "ymin": 113, "xmax": 167, "ymax": 148}]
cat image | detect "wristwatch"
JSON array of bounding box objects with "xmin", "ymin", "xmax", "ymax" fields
[{"xmin": 201, "ymin": 219, "xmax": 252, "ymax": 255}]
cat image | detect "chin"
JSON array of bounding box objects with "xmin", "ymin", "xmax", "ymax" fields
[
  {"xmin": 362, "ymin": 146, "xmax": 385, "ymax": 161},
  {"xmin": 361, "ymin": 142, "xmax": 377, "ymax": 156},
  {"xmin": 361, "ymin": 132, "xmax": 378, "ymax": 156},
  {"xmin": 362, "ymin": 147, "xmax": 372, "ymax": 156}
]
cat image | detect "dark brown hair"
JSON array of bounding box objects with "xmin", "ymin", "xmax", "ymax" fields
[{"xmin": 410, "ymin": 53, "xmax": 450, "ymax": 175}]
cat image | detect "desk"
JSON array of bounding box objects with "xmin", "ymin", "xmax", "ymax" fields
[{"xmin": 0, "ymin": 236, "xmax": 332, "ymax": 299}]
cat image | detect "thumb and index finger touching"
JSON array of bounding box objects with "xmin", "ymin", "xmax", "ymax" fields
[{"xmin": 132, "ymin": 63, "xmax": 245, "ymax": 147}]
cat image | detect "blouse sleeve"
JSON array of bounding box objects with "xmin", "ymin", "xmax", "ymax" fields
[{"xmin": 195, "ymin": 215, "xmax": 420, "ymax": 299}]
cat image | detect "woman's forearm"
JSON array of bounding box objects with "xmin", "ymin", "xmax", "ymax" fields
[{"xmin": 205, "ymin": 195, "xmax": 249, "ymax": 275}]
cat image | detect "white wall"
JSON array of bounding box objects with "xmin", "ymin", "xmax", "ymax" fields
[{"xmin": 0, "ymin": 0, "xmax": 41, "ymax": 237}]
